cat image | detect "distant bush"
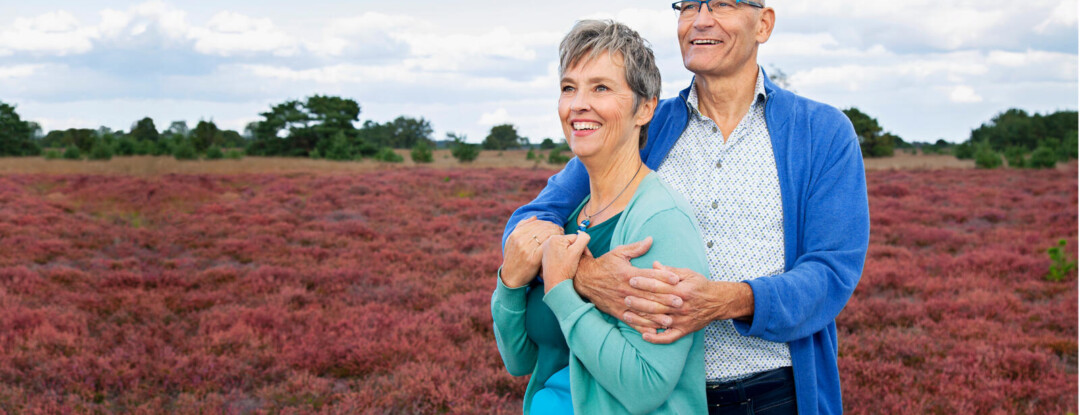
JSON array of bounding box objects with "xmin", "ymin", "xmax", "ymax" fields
[
  {"xmin": 43, "ymin": 149, "xmax": 61, "ymax": 160},
  {"xmin": 374, "ymin": 147, "xmax": 403, "ymax": 163},
  {"xmin": 205, "ymin": 146, "xmax": 225, "ymax": 160},
  {"xmin": 1028, "ymin": 146, "xmax": 1057, "ymax": 169},
  {"xmin": 151, "ymin": 140, "xmax": 171, "ymax": 156},
  {"xmin": 173, "ymin": 140, "xmax": 198, "ymax": 160},
  {"xmin": 225, "ymin": 149, "xmax": 244, "ymax": 160},
  {"xmin": 1004, "ymin": 147, "xmax": 1026, "ymax": 168},
  {"xmin": 88, "ymin": 140, "xmax": 113, "ymax": 160},
  {"xmin": 1046, "ymin": 239, "xmax": 1076, "ymax": 282},
  {"xmin": 410, "ymin": 141, "xmax": 433, "ymax": 163},
  {"xmin": 974, "ymin": 148, "xmax": 1002, "ymax": 169},
  {"xmin": 526, "ymin": 149, "xmax": 536, "ymax": 160},
  {"xmin": 309, "ymin": 148, "xmax": 322, "ymax": 159},
  {"xmin": 324, "ymin": 132, "xmax": 351, "ymax": 161},
  {"xmin": 450, "ymin": 138, "xmax": 479, "ymax": 163},
  {"xmin": 115, "ymin": 138, "xmax": 138, "ymax": 156},
  {"xmin": 547, "ymin": 145, "xmax": 571, "ymax": 165},
  {"xmin": 953, "ymin": 142, "xmax": 975, "ymax": 160},
  {"xmin": 62, "ymin": 147, "xmax": 81, "ymax": 160}
]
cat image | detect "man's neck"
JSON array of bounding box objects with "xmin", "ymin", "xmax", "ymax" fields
[{"xmin": 693, "ymin": 63, "xmax": 760, "ymax": 141}]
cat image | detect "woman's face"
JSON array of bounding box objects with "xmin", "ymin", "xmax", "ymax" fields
[{"xmin": 558, "ymin": 52, "xmax": 651, "ymax": 161}]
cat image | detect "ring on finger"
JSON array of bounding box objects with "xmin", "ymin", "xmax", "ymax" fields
[{"xmin": 532, "ymin": 235, "xmax": 542, "ymax": 246}]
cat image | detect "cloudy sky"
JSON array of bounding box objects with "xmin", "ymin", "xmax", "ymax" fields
[{"xmin": 0, "ymin": 0, "xmax": 1076, "ymax": 143}]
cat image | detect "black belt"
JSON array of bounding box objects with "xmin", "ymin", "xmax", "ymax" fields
[{"xmin": 705, "ymin": 367, "xmax": 795, "ymax": 407}]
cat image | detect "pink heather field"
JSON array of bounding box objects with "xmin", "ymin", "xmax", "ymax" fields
[{"xmin": 0, "ymin": 162, "xmax": 1075, "ymax": 414}]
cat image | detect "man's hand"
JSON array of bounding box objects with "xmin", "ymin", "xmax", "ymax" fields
[
  {"xmin": 622, "ymin": 261, "xmax": 755, "ymax": 344},
  {"xmin": 572, "ymin": 237, "xmax": 682, "ymax": 332},
  {"xmin": 500, "ymin": 216, "xmax": 564, "ymax": 288}
]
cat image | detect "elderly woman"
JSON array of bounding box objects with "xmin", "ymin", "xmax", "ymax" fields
[{"xmin": 492, "ymin": 20, "xmax": 709, "ymax": 414}]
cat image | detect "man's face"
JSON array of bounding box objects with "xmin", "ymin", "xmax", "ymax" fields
[{"xmin": 677, "ymin": 1, "xmax": 774, "ymax": 78}]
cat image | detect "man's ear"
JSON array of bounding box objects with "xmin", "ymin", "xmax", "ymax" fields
[{"xmin": 757, "ymin": 7, "xmax": 775, "ymax": 44}]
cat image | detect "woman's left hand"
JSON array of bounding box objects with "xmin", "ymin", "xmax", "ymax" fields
[{"xmin": 541, "ymin": 232, "xmax": 591, "ymax": 293}]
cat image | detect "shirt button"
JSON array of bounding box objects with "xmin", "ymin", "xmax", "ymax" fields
[
  {"xmin": 715, "ymin": 159, "xmax": 722, "ymax": 169},
  {"xmin": 707, "ymin": 241, "xmax": 714, "ymax": 248},
  {"xmin": 711, "ymin": 200, "xmax": 718, "ymax": 209},
  {"xmin": 712, "ymin": 126, "xmax": 719, "ymax": 134}
]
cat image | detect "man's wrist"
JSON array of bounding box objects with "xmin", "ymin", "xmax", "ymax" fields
[{"xmin": 709, "ymin": 281, "xmax": 755, "ymax": 321}]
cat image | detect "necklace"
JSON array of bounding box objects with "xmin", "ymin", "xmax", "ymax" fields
[{"xmin": 579, "ymin": 162, "xmax": 644, "ymax": 232}]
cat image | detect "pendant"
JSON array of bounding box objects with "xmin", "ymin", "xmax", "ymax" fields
[{"xmin": 578, "ymin": 219, "xmax": 590, "ymax": 232}]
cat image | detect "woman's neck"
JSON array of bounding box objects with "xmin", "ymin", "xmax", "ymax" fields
[{"xmin": 579, "ymin": 146, "xmax": 648, "ymax": 223}]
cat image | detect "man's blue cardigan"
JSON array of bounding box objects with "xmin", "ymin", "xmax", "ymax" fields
[{"xmin": 501, "ymin": 74, "xmax": 870, "ymax": 415}]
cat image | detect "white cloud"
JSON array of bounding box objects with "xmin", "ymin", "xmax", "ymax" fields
[
  {"xmin": 0, "ymin": 65, "xmax": 42, "ymax": 79},
  {"xmin": 1036, "ymin": 0, "xmax": 1078, "ymax": 33},
  {"xmin": 189, "ymin": 11, "xmax": 297, "ymax": 56},
  {"xmin": 0, "ymin": 10, "xmax": 97, "ymax": 55},
  {"xmin": 948, "ymin": 85, "xmax": 983, "ymax": 103},
  {"xmin": 478, "ymin": 108, "xmax": 510, "ymax": 126}
]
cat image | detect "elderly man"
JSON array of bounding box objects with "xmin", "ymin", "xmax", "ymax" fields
[{"xmin": 502, "ymin": 1, "xmax": 868, "ymax": 414}]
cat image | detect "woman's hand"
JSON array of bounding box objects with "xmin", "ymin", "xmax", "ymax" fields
[
  {"xmin": 501, "ymin": 216, "xmax": 564, "ymax": 288},
  {"xmin": 541, "ymin": 231, "xmax": 591, "ymax": 293}
]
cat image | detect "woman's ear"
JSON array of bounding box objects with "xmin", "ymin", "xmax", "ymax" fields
[{"xmin": 635, "ymin": 97, "xmax": 658, "ymax": 127}]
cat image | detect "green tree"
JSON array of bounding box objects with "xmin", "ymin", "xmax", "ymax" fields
[
  {"xmin": 547, "ymin": 143, "xmax": 572, "ymax": 165},
  {"xmin": 540, "ymin": 137, "xmax": 556, "ymax": 150},
  {"xmin": 205, "ymin": 146, "xmax": 225, "ymax": 160},
  {"xmin": 131, "ymin": 117, "xmax": 160, "ymax": 143},
  {"xmin": 449, "ymin": 133, "xmax": 479, "ymax": 163},
  {"xmin": 374, "ymin": 147, "xmax": 403, "ymax": 163},
  {"xmin": 62, "ymin": 146, "xmax": 81, "ymax": 160},
  {"xmin": 974, "ymin": 146, "xmax": 1002, "ymax": 169},
  {"xmin": 173, "ymin": 139, "xmax": 198, "ymax": 160},
  {"xmin": 115, "ymin": 136, "xmax": 138, "ymax": 156},
  {"xmin": 482, "ymin": 124, "xmax": 527, "ymax": 150},
  {"xmin": 0, "ymin": 102, "xmax": 38, "ymax": 156},
  {"xmin": 1004, "ymin": 147, "xmax": 1027, "ymax": 168},
  {"xmin": 88, "ymin": 139, "xmax": 113, "ymax": 160},
  {"xmin": 324, "ymin": 131, "xmax": 353, "ymax": 161},
  {"xmin": 191, "ymin": 120, "xmax": 222, "ymax": 153},
  {"xmin": 843, "ymin": 107, "xmax": 895, "ymax": 158}
]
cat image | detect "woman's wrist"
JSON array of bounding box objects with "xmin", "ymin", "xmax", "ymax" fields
[{"xmin": 499, "ymin": 263, "xmax": 531, "ymax": 288}]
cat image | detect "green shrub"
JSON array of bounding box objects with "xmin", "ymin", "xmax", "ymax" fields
[
  {"xmin": 225, "ymin": 149, "xmax": 244, "ymax": 160},
  {"xmin": 115, "ymin": 138, "xmax": 138, "ymax": 156},
  {"xmin": 1028, "ymin": 146, "xmax": 1057, "ymax": 169},
  {"xmin": 309, "ymin": 148, "xmax": 322, "ymax": 159},
  {"xmin": 953, "ymin": 142, "xmax": 974, "ymax": 160},
  {"xmin": 410, "ymin": 141, "xmax": 433, "ymax": 163},
  {"xmin": 44, "ymin": 149, "xmax": 61, "ymax": 160},
  {"xmin": 526, "ymin": 149, "xmax": 536, "ymax": 160},
  {"xmin": 451, "ymin": 140, "xmax": 480, "ymax": 163},
  {"xmin": 1004, "ymin": 147, "xmax": 1026, "ymax": 168},
  {"xmin": 151, "ymin": 140, "xmax": 171, "ymax": 156},
  {"xmin": 374, "ymin": 147, "xmax": 403, "ymax": 163},
  {"xmin": 205, "ymin": 146, "xmax": 225, "ymax": 160},
  {"xmin": 1046, "ymin": 239, "xmax": 1076, "ymax": 282},
  {"xmin": 88, "ymin": 140, "xmax": 113, "ymax": 160},
  {"xmin": 974, "ymin": 148, "xmax": 1001, "ymax": 169},
  {"xmin": 1062, "ymin": 131, "xmax": 1078, "ymax": 160},
  {"xmin": 133, "ymin": 140, "xmax": 152, "ymax": 156},
  {"xmin": 547, "ymin": 145, "xmax": 571, "ymax": 165},
  {"xmin": 324, "ymin": 132, "xmax": 352, "ymax": 161},
  {"xmin": 173, "ymin": 140, "xmax": 198, "ymax": 160},
  {"xmin": 62, "ymin": 147, "xmax": 82, "ymax": 160}
]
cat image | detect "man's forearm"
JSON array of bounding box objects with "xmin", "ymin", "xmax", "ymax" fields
[{"xmin": 708, "ymin": 281, "xmax": 755, "ymax": 322}]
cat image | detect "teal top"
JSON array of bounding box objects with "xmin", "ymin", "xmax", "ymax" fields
[
  {"xmin": 493, "ymin": 172, "xmax": 709, "ymax": 414},
  {"xmin": 527, "ymin": 207, "xmax": 620, "ymax": 414}
]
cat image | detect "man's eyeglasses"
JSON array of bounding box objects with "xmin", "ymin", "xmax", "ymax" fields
[{"xmin": 672, "ymin": 0, "xmax": 764, "ymax": 19}]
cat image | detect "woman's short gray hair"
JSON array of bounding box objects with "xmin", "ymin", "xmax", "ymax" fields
[{"xmin": 559, "ymin": 19, "xmax": 661, "ymax": 148}]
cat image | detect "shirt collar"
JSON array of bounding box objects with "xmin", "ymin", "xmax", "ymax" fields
[{"xmin": 685, "ymin": 66, "xmax": 769, "ymax": 117}]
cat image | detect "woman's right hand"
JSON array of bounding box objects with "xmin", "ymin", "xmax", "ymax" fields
[{"xmin": 501, "ymin": 216, "xmax": 564, "ymax": 288}]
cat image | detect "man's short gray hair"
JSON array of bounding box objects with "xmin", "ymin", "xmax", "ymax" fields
[{"xmin": 559, "ymin": 19, "xmax": 661, "ymax": 148}]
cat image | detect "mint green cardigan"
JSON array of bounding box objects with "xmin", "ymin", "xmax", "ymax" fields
[{"xmin": 492, "ymin": 173, "xmax": 709, "ymax": 414}]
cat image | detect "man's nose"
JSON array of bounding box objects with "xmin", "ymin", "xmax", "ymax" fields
[{"xmin": 692, "ymin": 3, "xmax": 716, "ymax": 28}]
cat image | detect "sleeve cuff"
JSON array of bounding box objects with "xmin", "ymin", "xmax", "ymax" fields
[
  {"xmin": 733, "ymin": 278, "xmax": 768, "ymax": 337},
  {"xmin": 494, "ymin": 267, "xmax": 529, "ymax": 311},
  {"xmin": 542, "ymin": 279, "xmax": 589, "ymax": 321}
]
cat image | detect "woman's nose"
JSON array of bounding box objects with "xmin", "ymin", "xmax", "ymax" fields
[{"xmin": 569, "ymin": 92, "xmax": 589, "ymax": 112}]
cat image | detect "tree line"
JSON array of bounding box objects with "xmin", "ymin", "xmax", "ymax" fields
[
  {"xmin": 0, "ymin": 96, "xmax": 564, "ymax": 164},
  {"xmin": 841, "ymin": 106, "xmax": 1077, "ymax": 169}
]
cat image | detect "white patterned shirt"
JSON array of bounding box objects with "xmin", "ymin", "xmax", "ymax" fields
[{"xmin": 656, "ymin": 67, "xmax": 792, "ymax": 381}]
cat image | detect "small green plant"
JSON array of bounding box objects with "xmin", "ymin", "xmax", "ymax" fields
[
  {"xmin": 1003, "ymin": 147, "xmax": 1026, "ymax": 168},
  {"xmin": 374, "ymin": 147, "xmax": 403, "ymax": 163},
  {"xmin": 309, "ymin": 148, "xmax": 322, "ymax": 159},
  {"xmin": 450, "ymin": 137, "xmax": 479, "ymax": 163},
  {"xmin": 205, "ymin": 146, "xmax": 225, "ymax": 160},
  {"xmin": 1028, "ymin": 146, "xmax": 1057, "ymax": 169},
  {"xmin": 88, "ymin": 140, "xmax": 113, "ymax": 161},
  {"xmin": 526, "ymin": 149, "xmax": 536, "ymax": 160},
  {"xmin": 44, "ymin": 149, "xmax": 61, "ymax": 160},
  {"xmin": 62, "ymin": 147, "xmax": 82, "ymax": 160},
  {"xmin": 974, "ymin": 148, "xmax": 1001, "ymax": 169},
  {"xmin": 547, "ymin": 145, "xmax": 571, "ymax": 165},
  {"xmin": 1045, "ymin": 239, "xmax": 1076, "ymax": 282},
  {"xmin": 411, "ymin": 141, "xmax": 433, "ymax": 163},
  {"xmin": 225, "ymin": 149, "xmax": 244, "ymax": 160},
  {"xmin": 173, "ymin": 140, "xmax": 198, "ymax": 160}
]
